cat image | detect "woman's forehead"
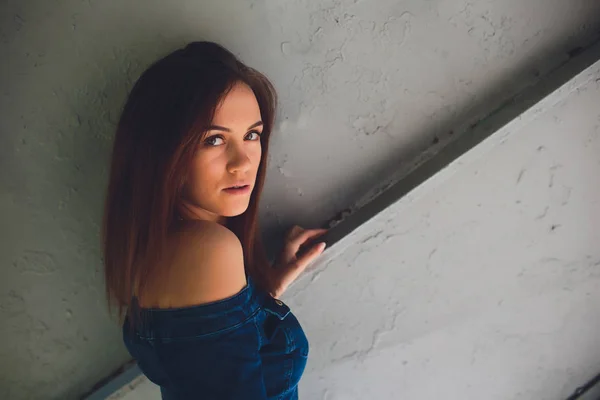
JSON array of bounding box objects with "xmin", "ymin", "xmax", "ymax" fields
[{"xmin": 212, "ymin": 83, "xmax": 261, "ymax": 125}]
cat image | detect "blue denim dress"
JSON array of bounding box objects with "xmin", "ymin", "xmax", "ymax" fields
[{"xmin": 122, "ymin": 275, "xmax": 309, "ymax": 400}]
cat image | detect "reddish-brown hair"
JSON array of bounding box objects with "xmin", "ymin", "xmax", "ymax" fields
[{"xmin": 101, "ymin": 41, "xmax": 276, "ymax": 322}]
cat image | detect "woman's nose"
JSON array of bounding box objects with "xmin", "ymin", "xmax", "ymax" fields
[{"xmin": 227, "ymin": 145, "xmax": 252, "ymax": 173}]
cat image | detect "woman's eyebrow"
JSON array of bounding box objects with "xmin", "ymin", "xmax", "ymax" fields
[
  {"xmin": 248, "ymin": 121, "xmax": 263, "ymax": 130},
  {"xmin": 207, "ymin": 120, "xmax": 263, "ymax": 132}
]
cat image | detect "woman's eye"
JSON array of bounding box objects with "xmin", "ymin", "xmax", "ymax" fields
[
  {"xmin": 247, "ymin": 131, "xmax": 262, "ymax": 140},
  {"xmin": 204, "ymin": 136, "xmax": 224, "ymax": 146}
]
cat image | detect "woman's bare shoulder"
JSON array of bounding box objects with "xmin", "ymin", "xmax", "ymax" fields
[{"xmin": 143, "ymin": 221, "xmax": 247, "ymax": 309}]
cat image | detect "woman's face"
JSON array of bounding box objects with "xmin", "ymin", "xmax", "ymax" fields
[{"xmin": 179, "ymin": 81, "xmax": 263, "ymax": 224}]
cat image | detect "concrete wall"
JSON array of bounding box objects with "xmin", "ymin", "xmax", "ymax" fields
[
  {"xmin": 1, "ymin": 0, "xmax": 600, "ymax": 398},
  {"xmin": 288, "ymin": 57, "xmax": 600, "ymax": 400}
]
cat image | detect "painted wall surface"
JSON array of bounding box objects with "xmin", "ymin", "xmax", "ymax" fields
[
  {"xmin": 1, "ymin": 0, "xmax": 600, "ymax": 398},
  {"xmin": 286, "ymin": 59, "xmax": 600, "ymax": 400}
]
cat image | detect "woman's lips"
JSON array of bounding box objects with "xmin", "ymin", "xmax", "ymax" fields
[{"xmin": 223, "ymin": 185, "xmax": 250, "ymax": 194}]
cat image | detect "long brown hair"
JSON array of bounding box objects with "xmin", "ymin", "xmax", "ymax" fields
[{"xmin": 102, "ymin": 41, "xmax": 276, "ymax": 322}]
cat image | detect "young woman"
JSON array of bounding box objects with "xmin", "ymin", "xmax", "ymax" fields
[{"xmin": 102, "ymin": 41, "xmax": 328, "ymax": 399}]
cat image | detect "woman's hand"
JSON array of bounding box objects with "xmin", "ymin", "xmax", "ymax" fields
[{"xmin": 269, "ymin": 225, "xmax": 328, "ymax": 298}]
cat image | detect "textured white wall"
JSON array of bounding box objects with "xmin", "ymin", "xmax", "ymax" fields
[
  {"xmin": 1, "ymin": 0, "xmax": 600, "ymax": 398},
  {"xmin": 285, "ymin": 58, "xmax": 600, "ymax": 400}
]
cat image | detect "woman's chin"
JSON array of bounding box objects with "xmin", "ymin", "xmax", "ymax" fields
[{"xmin": 221, "ymin": 205, "xmax": 250, "ymax": 218}]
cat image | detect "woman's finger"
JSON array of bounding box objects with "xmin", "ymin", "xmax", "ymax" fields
[
  {"xmin": 290, "ymin": 228, "xmax": 328, "ymax": 248},
  {"xmin": 293, "ymin": 229, "xmax": 328, "ymax": 258},
  {"xmin": 293, "ymin": 241, "xmax": 326, "ymax": 272},
  {"xmin": 286, "ymin": 225, "xmax": 304, "ymax": 240}
]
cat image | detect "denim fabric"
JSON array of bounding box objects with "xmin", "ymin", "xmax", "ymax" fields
[{"xmin": 122, "ymin": 276, "xmax": 309, "ymax": 400}]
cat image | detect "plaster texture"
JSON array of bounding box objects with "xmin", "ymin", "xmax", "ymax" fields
[{"xmin": 286, "ymin": 58, "xmax": 600, "ymax": 400}]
